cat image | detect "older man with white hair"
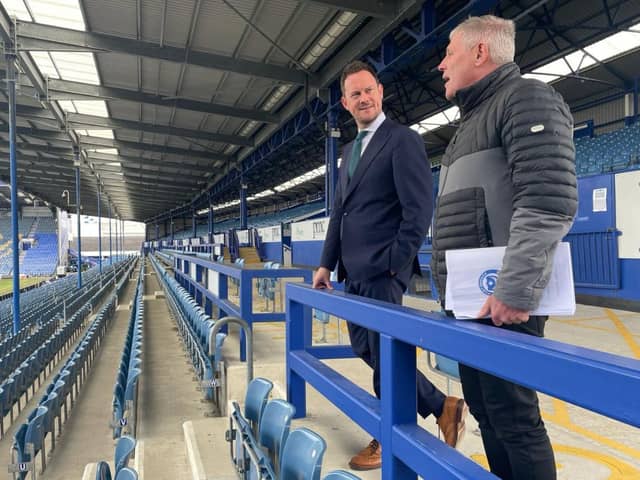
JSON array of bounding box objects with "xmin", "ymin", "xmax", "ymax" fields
[{"xmin": 432, "ymin": 15, "xmax": 577, "ymax": 480}]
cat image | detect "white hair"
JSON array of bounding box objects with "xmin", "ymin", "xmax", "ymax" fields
[{"xmin": 451, "ymin": 15, "xmax": 515, "ymax": 65}]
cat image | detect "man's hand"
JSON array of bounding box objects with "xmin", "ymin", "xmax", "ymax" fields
[
  {"xmin": 312, "ymin": 267, "xmax": 333, "ymax": 290},
  {"xmin": 477, "ymin": 296, "xmax": 529, "ymax": 327}
]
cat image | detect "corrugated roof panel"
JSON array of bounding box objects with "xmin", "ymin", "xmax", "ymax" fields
[
  {"xmin": 235, "ymin": 1, "xmax": 298, "ymax": 63},
  {"xmin": 209, "ymin": 72, "xmax": 256, "ymax": 106},
  {"xmin": 171, "ymin": 109, "xmax": 207, "ymax": 130},
  {"xmin": 82, "ymin": 0, "xmax": 137, "ymax": 37},
  {"xmin": 275, "ymin": 3, "xmax": 333, "ymax": 60},
  {"xmin": 107, "ymin": 101, "xmax": 141, "ymax": 121},
  {"xmin": 162, "ymin": 0, "xmax": 197, "ymax": 47},
  {"xmin": 178, "ymin": 65, "xmax": 226, "ymax": 102},
  {"xmin": 145, "ymin": 105, "xmax": 173, "ymax": 126},
  {"xmin": 96, "ymin": 53, "xmax": 139, "ymax": 89},
  {"xmin": 140, "ymin": 58, "xmax": 183, "ymax": 97},
  {"xmin": 219, "ymin": 117, "xmax": 244, "ymax": 136},
  {"xmin": 190, "ymin": 0, "xmax": 255, "ymax": 55},
  {"xmin": 139, "ymin": 0, "xmax": 163, "ymax": 43}
]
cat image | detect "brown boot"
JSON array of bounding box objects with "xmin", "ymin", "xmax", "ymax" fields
[
  {"xmin": 436, "ymin": 397, "xmax": 468, "ymax": 448},
  {"xmin": 348, "ymin": 439, "xmax": 382, "ymax": 471}
]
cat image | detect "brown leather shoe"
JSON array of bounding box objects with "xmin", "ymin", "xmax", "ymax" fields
[
  {"xmin": 348, "ymin": 439, "xmax": 382, "ymax": 471},
  {"xmin": 436, "ymin": 396, "xmax": 468, "ymax": 448}
]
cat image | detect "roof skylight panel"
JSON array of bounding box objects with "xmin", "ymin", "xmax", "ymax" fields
[
  {"xmin": 29, "ymin": 52, "xmax": 59, "ymax": 78},
  {"xmin": 50, "ymin": 52, "xmax": 100, "ymax": 84},
  {"xmin": 27, "ymin": 0, "xmax": 85, "ymax": 30},
  {"xmin": 71, "ymin": 100, "xmax": 109, "ymax": 117},
  {"xmin": 4, "ymin": 0, "xmax": 30, "ymax": 20},
  {"xmin": 85, "ymin": 130, "xmax": 114, "ymax": 139}
]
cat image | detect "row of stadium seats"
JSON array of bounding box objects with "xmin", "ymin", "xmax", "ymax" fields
[
  {"xmin": 8, "ymin": 259, "xmax": 136, "ymax": 478},
  {"xmin": 229, "ymin": 377, "xmax": 359, "ymax": 480},
  {"xmin": 9, "ymin": 298, "xmax": 115, "ymax": 478},
  {"xmin": 149, "ymin": 254, "xmax": 226, "ymax": 403},
  {"xmin": 111, "ymin": 261, "xmax": 144, "ymax": 439},
  {"xmin": 21, "ymin": 233, "xmax": 58, "ymax": 276},
  {"xmin": 0, "ymin": 260, "xmax": 133, "ymax": 424}
]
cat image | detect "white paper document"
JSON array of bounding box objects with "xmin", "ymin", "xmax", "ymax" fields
[{"xmin": 445, "ymin": 242, "xmax": 575, "ymax": 319}]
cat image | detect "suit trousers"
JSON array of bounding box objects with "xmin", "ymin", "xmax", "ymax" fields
[
  {"xmin": 345, "ymin": 273, "xmax": 446, "ymax": 419},
  {"xmin": 458, "ymin": 316, "xmax": 556, "ymax": 480}
]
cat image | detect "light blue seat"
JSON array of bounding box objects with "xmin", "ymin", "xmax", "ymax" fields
[
  {"xmin": 244, "ymin": 377, "xmax": 273, "ymax": 434},
  {"xmin": 259, "ymin": 399, "xmax": 296, "ymax": 473},
  {"xmin": 11, "ymin": 405, "xmax": 49, "ymax": 477},
  {"xmin": 95, "ymin": 460, "xmax": 113, "ymax": 480},
  {"xmin": 280, "ymin": 428, "xmax": 327, "ymax": 480},
  {"xmin": 115, "ymin": 467, "xmax": 138, "ymax": 480},
  {"xmin": 323, "ymin": 470, "xmax": 361, "ymax": 480},
  {"xmin": 114, "ymin": 435, "xmax": 136, "ymax": 474}
]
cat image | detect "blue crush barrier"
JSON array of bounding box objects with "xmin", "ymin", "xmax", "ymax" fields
[{"xmin": 285, "ymin": 283, "xmax": 640, "ymax": 480}]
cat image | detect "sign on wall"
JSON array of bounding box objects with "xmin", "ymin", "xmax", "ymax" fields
[
  {"xmin": 291, "ymin": 217, "xmax": 330, "ymax": 241},
  {"xmin": 258, "ymin": 225, "xmax": 282, "ymax": 243},
  {"xmin": 208, "ymin": 270, "xmax": 219, "ymax": 296}
]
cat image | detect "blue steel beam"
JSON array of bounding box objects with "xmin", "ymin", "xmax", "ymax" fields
[
  {"xmin": 108, "ymin": 202, "xmax": 112, "ymax": 265},
  {"xmin": 6, "ymin": 52, "xmax": 20, "ymax": 334},
  {"xmin": 97, "ymin": 181, "xmax": 102, "ymax": 274},
  {"xmin": 240, "ymin": 180, "xmax": 247, "ymax": 230},
  {"xmin": 75, "ymin": 150, "xmax": 82, "ymax": 288}
]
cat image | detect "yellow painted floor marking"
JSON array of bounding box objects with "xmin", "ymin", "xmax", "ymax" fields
[
  {"xmin": 604, "ymin": 309, "xmax": 640, "ymax": 359},
  {"xmin": 543, "ymin": 408, "xmax": 640, "ymax": 461},
  {"xmin": 472, "ymin": 444, "xmax": 639, "ymax": 478}
]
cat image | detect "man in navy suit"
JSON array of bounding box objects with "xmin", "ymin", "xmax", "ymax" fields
[{"xmin": 312, "ymin": 61, "xmax": 467, "ymax": 470}]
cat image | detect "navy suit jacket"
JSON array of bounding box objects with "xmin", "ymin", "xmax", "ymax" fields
[{"xmin": 320, "ymin": 117, "xmax": 433, "ymax": 284}]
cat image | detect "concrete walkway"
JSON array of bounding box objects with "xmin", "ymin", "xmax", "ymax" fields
[
  {"xmin": 137, "ymin": 259, "xmax": 209, "ymax": 480},
  {"xmin": 38, "ymin": 272, "xmax": 139, "ymax": 480}
]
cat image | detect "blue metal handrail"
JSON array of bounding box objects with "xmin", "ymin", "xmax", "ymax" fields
[{"xmin": 286, "ymin": 283, "xmax": 640, "ymax": 480}]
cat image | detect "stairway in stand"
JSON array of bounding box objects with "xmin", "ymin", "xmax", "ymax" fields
[{"xmin": 238, "ymin": 246, "xmax": 261, "ymax": 264}]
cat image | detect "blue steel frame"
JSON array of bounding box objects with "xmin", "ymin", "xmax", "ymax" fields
[
  {"xmin": 171, "ymin": 252, "xmax": 312, "ymax": 361},
  {"xmin": 286, "ymin": 283, "xmax": 640, "ymax": 480}
]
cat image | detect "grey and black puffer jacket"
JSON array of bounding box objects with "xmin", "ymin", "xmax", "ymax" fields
[{"xmin": 431, "ymin": 62, "xmax": 578, "ymax": 311}]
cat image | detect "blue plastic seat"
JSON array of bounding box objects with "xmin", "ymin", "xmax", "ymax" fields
[
  {"xmin": 280, "ymin": 428, "xmax": 327, "ymax": 480},
  {"xmin": 95, "ymin": 460, "xmax": 113, "ymax": 480},
  {"xmin": 114, "ymin": 435, "xmax": 136, "ymax": 474},
  {"xmin": 244, "ymin": 377, "xmax": 273, "ymax": 433},
  {"xmin": 323, "ymin": 470, "xmax": 361, "ymax": 480},
  {"xmin": 259, "ymin": 399, "xmax": 296, "ymax": 473},
  {"xmin": 115, "ymin": 467, "xmax": 138, "ymax": 480},
  {"xmin": 11, "ymin": 405, "xmax": 48, "ymax": 477}
]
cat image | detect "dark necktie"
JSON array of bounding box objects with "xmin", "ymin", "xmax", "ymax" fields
[{"xmin": 348, "ymin": 130, "xmax": 370, "ymax": 179}]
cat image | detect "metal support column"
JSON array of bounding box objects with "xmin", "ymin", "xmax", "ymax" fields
[
  {"xmin": 74, "ymin": 148, "xmax": 82, "ymax": 288},
  {"xmin": 192, "ymin": 210, "xmax": 197, "ymax": 239},
  {"xmin": 6, "ymin": 51, "xmax": 20, "ymax": 334},
  {"xmin": 155, "ymin": 223, "xmax": 160, "ymax": 241},
  {"xmin": 170, "ymin": 216, "xmax": 174, "ymax": 243},
  {"xmin": 115, "ymin": 214, "xmax": 119, "ymax": 262},
  {"xmin": 97, "ymin": 181, "xmax": 102, "ymax": 274},
  {"xmin": 325, "ymin": 88, "xmax": 340, "ymax": 215},
  {"xmin": 208, "ymin": 197, "xmax": 214, "ymax": 240},
  {"xmin": 240, "ymin": 180, "xmax": 248, "ymax": 230},
  {"xmin": 121, "ymin": 218, "xmax": 125, "ymax": 256},
  {"xmin": 108, "ymin": 202, "xmax": 113, "ymax": 265}
]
